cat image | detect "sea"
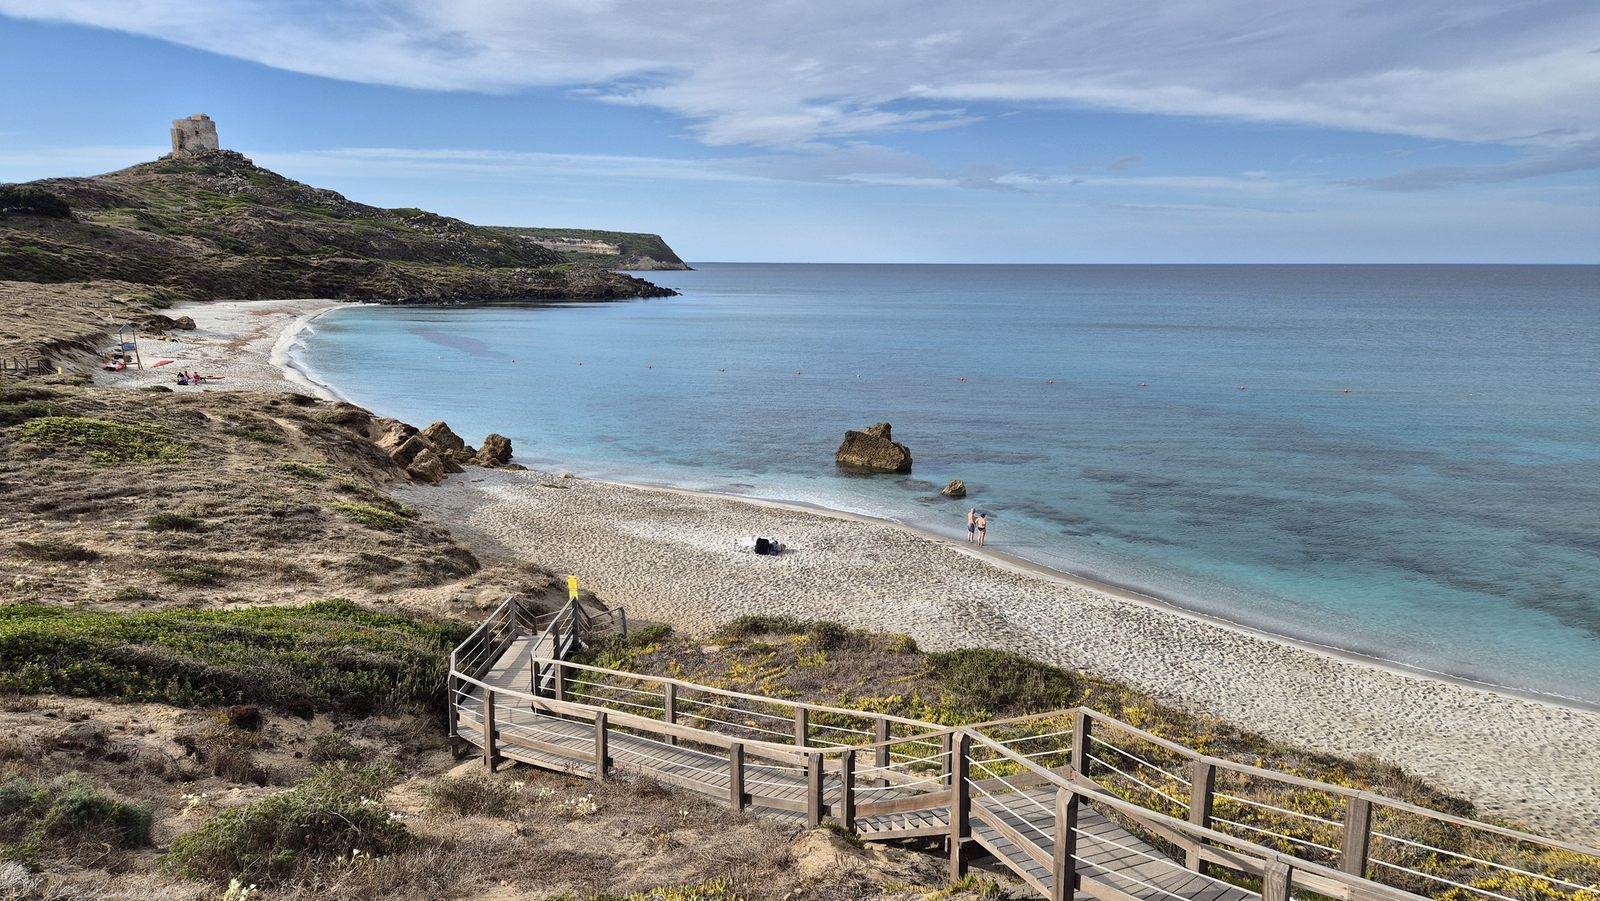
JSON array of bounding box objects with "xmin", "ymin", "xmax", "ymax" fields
[{"xmin": 291, "ymin": 264, "xmax": 1600, "ymax": 707}]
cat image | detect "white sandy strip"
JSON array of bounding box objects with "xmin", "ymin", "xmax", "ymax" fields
[
  {"xmin": 92, "ymin": 298, "xmax": 347, "ymax": 397},
  {"xmin": 102, "ymin": 299, "xmax": 1600, "ymax": 844}
]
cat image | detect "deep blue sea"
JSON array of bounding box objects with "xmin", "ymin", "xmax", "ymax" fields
[{"xmin": 293, "ymin": 264, "xmax": 1600, "ymax": 706}]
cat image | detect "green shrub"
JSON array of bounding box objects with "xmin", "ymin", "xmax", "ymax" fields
[
  {"xmin": 0, "ymin": 773, "xmax": 153, "ymax": 851},
  {"xmin": 161, "ymin": 563, "xmax": 230, "ymax": 587},
  {"xmin": 19, "ymin": 416, "xmax": 180, "ymax": 465},
  {"xmin": 147, "ymin": 511, "xmax": 203, "ymax": 532},
  {"xmin": 0, "ymin": 600, "xmax": 470, "ymax": 717},
  {"xmin": 628, "ymin": 624, "xmax": 674, "ymax": 646},
  {"xmin": 163, "ymin": 764, "xmax": 406, "ymax": 884},
  {"xmin": 421, "ymin": 773, "xmax": 520, "ymax": 817},
  {"xmin": 281, "ymin": 461, "xmax": 328, "ymax": 482},
  {"xmin": 0, "ymin": 401, "xmax": 57, "ymax": 427},
  {"xmin": 309, "ymin": 731, "xmax": 364, "ymax": 765},
  {"xmin": 805, "ymin": 621, "xmax": 850, "ymax": 649},
  {"xmin": 717, "ymin": 615, "xmax": 808, "ymax": 640},
  {"xmin": 222, "ymin": 425, "xmax": 282, "ymax": 444},
  {"xmin": 926, "ymin": 648, "xmax": 1075, "ymax": 716},
  {"xmin": 0, "ymin": 186, "xmax": 71, "ymax": 219},
  {"xmin": 328, "ymin": 501, "xmax": 409, "ymax": 531},
  {"xmin": 11, "ymin": 541, "xmax": 99, "ymax": 563}
]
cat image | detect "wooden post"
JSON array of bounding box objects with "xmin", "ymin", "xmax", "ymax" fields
[
  {"xmin": 794, "ymin": 707, "xmax": 809, "ymax": 747},
  {"xmin": 874, "ymin": 718, "xmax": 890, "ymax": 770},
  {"xmin": 1071, "ymin": 709, "xmax": 1092, "ymax": 778},
  {"xmin": 729, "ymin": 742, "xmax": 746, "ymax": 811},
  {"xmin": 1342, "ymin": 796, "xmax": 1374, "ymax": 877},
  {"xmin": 1187, "ymin": 760, "xmax": 1216, "ymax": 871},
  {"xmin": 806, "ymin": 753, "xmax": 824, "ymax": 827},
  {"xmin": 445, "ymin": 654, "xmax": 460, "ymax": 754},
  {"xmin": 554, "ymin": 662, "xmax": 567, "ymax": 702},
  {"xmin": 482, "ymin": 689, "xmax": 498, "ymax": 773},
  {"xmin": 1053, "ymin": 788, "xmax": 1079, "ymax": 901},
  {"xmin": 1263, "ymin": 860, "xmax": 1293, "ymax": 901},
  {"xmin": 840, "ymin": 750, "xmax": 856, "ymax": 832},
  {"xmin": 940, "ymin": 731, "xmax": 954, "ymax": 786},
  {"xmin": 664, "ymin": 682, "xmax": 678, "ymax": 747},
  {"xmin": 593, "ymin": 711, "xmax": 608, "ymax": 782},
  {"xmin": 949, "ymin": 732, "xmax": 971, "ymax": 880}
]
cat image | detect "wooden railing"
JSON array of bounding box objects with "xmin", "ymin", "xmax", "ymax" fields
[{"xmin": 447, "ymin": 602, "xmax": 1600, "ymax": 901}]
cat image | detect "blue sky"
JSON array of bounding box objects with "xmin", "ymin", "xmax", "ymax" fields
[{"xmin": 0, "ymin": 1, "xmax": 1596, "ymax": 263}]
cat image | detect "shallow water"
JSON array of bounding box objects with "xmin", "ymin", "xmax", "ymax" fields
[{"xmin": 293, "ymin": 263, "xmax": 1600, "ymax": 705}]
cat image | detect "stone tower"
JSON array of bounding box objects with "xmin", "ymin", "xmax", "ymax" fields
[{"xmin": 169, "ymin": 114, "xmax": 219, "ymax": 157}]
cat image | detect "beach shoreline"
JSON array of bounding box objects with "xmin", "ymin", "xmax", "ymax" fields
[{"xmin": 100, "ymin": 298, "xmax": 1600, "ymax": 842}]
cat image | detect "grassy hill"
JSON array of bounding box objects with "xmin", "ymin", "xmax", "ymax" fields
[
  {"xmin": 493, "ymin": 226, "xmax": 690, "ymax": 270},
  {"xmin": 0, "ymin": 151, "xmax": 675, "ymax": 302}
]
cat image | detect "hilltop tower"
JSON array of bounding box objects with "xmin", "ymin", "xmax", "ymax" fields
[{"xmin": 169, "ymin": 114, "xmax": 219, "ymax": 157}]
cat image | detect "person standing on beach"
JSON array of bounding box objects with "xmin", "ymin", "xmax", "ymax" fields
[
  {"xmin": 966, "ymin": 508, "xmax": 976, "ymax": 543},
  {"xmin": 976, "ymin": 511, "xmax": 988, "ymax": 547}
]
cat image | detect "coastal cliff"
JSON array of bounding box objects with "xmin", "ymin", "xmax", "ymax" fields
[
  {"xmin": 0, "ymin": 150, "xmax": 676, "ymax": 302},
  {"xmin": 492, "ymin": 225, "xmax": 691, "ymax": 270}
]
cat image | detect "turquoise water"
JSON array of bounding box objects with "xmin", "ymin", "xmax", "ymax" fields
[{"xmin": 293, "ymin": 264, "xmax": 1600, "ymax": 706}]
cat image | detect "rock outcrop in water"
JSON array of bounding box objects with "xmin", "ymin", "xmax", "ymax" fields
[
  {"xmin": 836, "ymin": 422, "xmax": 913, "ymax": 472},
  {"xmin": 941, "ymin": 479, "xmax": 967, "ymax": 498}
]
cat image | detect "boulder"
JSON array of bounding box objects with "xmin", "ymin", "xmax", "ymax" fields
[
  {"xmin": 941, "ymin": 479, "xmax": 967, "ymax": 498},
  {"xmin": 389, "ymin": 434, "xmax": 432, "ymax": 469},
  {"xmin": 473, "ymin": 433, "xmax": 514, "ymax": 467},
  {"xmin": 835, "ymin": 422, "xmax": 912, "ymax": 472},
  {"xmin": 372, "ymin": 418, "xmax": 418, "ymax": 453},
  {"xmin": 172, "ymin": 315, "xmax": 196, "ymax": 330},
  {"xmin": 421, "ymin": 421, "xmax": 477, "ymax": 463},
  {"xmin": 406, "ymin": 448, "xmax": 447, "ymax": 485}
]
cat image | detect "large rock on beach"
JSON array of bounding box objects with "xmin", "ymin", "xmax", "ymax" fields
[
  {"xmin": 836, "ymin": 422, "xmax": 913, "ymax": 472},
  {"xmin": 474, "ymin": 433, "xmax": 514, "ymax": 467},
  {"xmin": 941, "ymin": 479, "xmax": 967, "ymax": 498},
  {"xmin": 421, "ymin": 421, "xmax": 477, "ymax": 464},
  {"xmin": 406, "ymin": 448, "xmax": 447, "ymax": 485}
]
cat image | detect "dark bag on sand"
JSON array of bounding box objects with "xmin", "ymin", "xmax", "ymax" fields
[{"xmin": 755, "ymin": 537, "xmax": 772, "ymax": 555}]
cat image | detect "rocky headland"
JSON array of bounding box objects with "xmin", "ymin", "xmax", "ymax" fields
[{"xmin": 0, "ymin": 150, "xmax": 676, "ymax": 305}]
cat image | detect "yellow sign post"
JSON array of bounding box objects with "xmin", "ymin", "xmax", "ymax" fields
[{"xmin": 567, "ymin": 575, "xmax": 580, "ymax": 602}]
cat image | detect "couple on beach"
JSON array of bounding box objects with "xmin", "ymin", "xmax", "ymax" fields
[{"xmin": 966, "ymin": 508, "xmax": 988, "ymax": 546}]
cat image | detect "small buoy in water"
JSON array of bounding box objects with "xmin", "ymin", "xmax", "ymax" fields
[
  {"xmin": 1238, "ymin": 385, "xmax": 1247, "ymax": 390},
  {"xmin": 1343, "ymin": 388, "xmax": 1351, "ymax": 394},
  {"xmin": 795, "ymin": 370, "xmax": 802, "ymax": 375},
  {"xmin": 578, "ymin": 361, "xmax": 584, "ymax": 366},
  {"xmin": 958, "ymin": 376, "xmax": 967, "ymax": 382},
  {"xmin": 647, "ymin": 364, "xmax": 653, "ymax": 369},
  {"xmin": 1139, "ymin": 382, "xmax": 1148, "ymax": 387},
  {"xmin": 719, "ymin": 368, "xmax": 726, "ymax": 373},
  {"xmin": 1046, "ymin": 379, "xmax": 1055, "ymax": 384}
]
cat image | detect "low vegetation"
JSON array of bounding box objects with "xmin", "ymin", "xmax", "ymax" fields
[
  {"xmin": 0, "ymin": 772, "xmax": 153, "ymax": 855},
  {"xmin": 421, "ymin": 772, "xmax": 521, "ymax": 818},
  {"xmin": 164, "ymin": 764, "xmax": 406, "ymax": 884},
  {"xmin": 0, "ymin": 185, "xmax": 71, "ymax": 219},
  {"xmin": 20, "ymin": 415, "xmax": 181, "ymax": 464},
  {"xmin": 0, "ymin": 601, "xmax": 470, "ymax": 717},
  {"xmin": 329, "ymin": 501, "xmax": 411, "ymax": 531}
]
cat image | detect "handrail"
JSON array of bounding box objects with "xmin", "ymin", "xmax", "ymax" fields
[
  {"xmin": 525, "ymin": 654, "xmax": 941, "ymax": 733},
  {"xmin": 1077, "ymin": 706, "xmax": 1600, "ymax": 859},
  {"xmin": 448, "ymin": 602, "xmax": 1600, "ymax": 901},
  {"xmin": 966, "ymin": 733, "xmax": 1425, "ymax": 901}
]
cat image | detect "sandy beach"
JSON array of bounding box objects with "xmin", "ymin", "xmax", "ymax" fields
[{"xmin": 102, "ymin": 299, "xmax": 1600, "ymax": 843}]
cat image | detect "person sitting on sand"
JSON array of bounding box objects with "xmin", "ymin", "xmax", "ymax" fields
[
  {"xmin": 975, "ymin": 512, "xmax": 987, "ymax": 547},
  {"xmin": 176, "ymin": 372, "xmax": 189, "ymax": 385},
  {"xmin": 966, "ymin": 508, "xmax": 976, "ymax": 543}
]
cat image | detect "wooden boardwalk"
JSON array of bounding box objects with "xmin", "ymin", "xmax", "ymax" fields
[{"xmin": 447, "ymin": 599, "xmax": 1597, "ymax": 901}]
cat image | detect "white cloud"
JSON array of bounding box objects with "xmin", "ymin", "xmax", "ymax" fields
[{"xmin": 0, "ymin": 0, "xmax": 1596, "ymax": 150}]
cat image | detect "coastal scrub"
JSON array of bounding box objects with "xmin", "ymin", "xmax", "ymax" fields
[
  {"xmin": 0, "ymin": 601, "xmax": 469, "ymax": 716},
  {"xmin": 20, "ymin": 415, "xmax": 181, "ymax": 464}
]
